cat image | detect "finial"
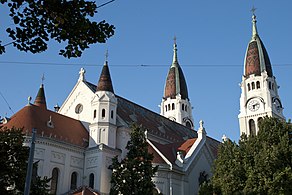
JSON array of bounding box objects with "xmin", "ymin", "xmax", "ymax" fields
[
  {"xmin": 78, "ymin": 68, "xmax": 86, "ymax": 81},
  {"xmin": 251, "ymin": 6, "xmax": 258, "ymax": 39},
  {"xmin": 105, "ymin": 49, "xmax": 109, "ymax": 62},
  {"xmin": 251, "ymin": 6, "xmax": 256, "ymax": 15},
  {"xmin": 28, "ymin": 96, "xmax": 32, "ymax": 104},
  {"xmin": 199, "ymin": 120, "xmax": 204, "ymax": 129},
  {"xmin": 173, "ymin": 35, "xmax": 177, "ymax": 45},
  {"xmin": 41, "ymin": 73, "xmax": 45, "ymax": 85},
  {"xmin": 172, "ymin": 36, "xmax": 178, "ymax": 64}
]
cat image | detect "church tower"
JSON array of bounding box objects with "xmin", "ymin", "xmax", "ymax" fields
[
  {"xmin": 238, "ymin": 11, "xmax": 285, "ymax": 136},
  {"xmin": 160, "ymin": 39, "xmax": 194, "ymax": 129},
  {"xmin": 89, "ymin": 56, "xmax": 117, "ymax": 148}
]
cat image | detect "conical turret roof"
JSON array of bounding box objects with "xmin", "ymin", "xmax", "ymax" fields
[
  {"xmin": 244, "ymin": 13, "xmax": 273, "ymax": 77},
  {"xmin": 164, "ymin": 41, "xmax": 189, "ymax": 100},
  {"xmin": 96, "ymin": 60, "xmax": 114, "ymax": 93},
  {"xmin": 34, "ymin": 84, "xmax": 47, "ymax": 109}
]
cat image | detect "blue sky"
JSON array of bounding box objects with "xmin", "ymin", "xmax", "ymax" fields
[{"xmin": 1, "ymin": 1, "xmax": 292, "ymax": 142}]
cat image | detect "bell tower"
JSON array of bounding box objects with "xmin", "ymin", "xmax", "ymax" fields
[
  {"xmin": 238, "ymin": 10, "xmax": 285, "ymax": 136},
  {"xmin": 160, "ymin": 38, "xmax": 194, "ymax": 129},
  {"xmin": 89, "ymin": 55, "xmax": 117, "ymax": 148}
]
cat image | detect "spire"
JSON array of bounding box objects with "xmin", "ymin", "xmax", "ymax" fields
[
  {"xmin": 251, "ymin": 7, "xmax": 258, "ymax": 40},
  {"xmin": 34, "ymin": 83, "xmax": 47, "ymax": 109},
  {"xmin": 96, "ymin": 50, "xmax": 114, "ymax": 93},
  {"xmin": 172, "ymin": 36, "xmax": 178, "ymax": 65},
  {"xmin": 244, "ymin": 8, "xmax": 273, "ymax": 77},
  {"xmin": 164, "ymin": 40, "xmax": 189, "ymax": 100}
]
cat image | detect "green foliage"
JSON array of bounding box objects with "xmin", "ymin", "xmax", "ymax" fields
[
  {"xmin": 0, "ymin": 127, "xmax": 28, "ymax": 194},
  {"xmin": 109, "ymin": 124, "xmax": 159, "ymax": 195},
  {"xmin": 201, "ymin": 117, "xmax": 292, "ymax": 195},
  {"xmin": 0, "ymin": 127, "xmax": 51, "ymax": 194},
  {"xmin": 0, "ymin": 0, "xmax": 115, "ymax": 58}
]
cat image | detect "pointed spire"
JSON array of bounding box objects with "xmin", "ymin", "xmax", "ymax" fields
[
  {"xmin": 251, "ymin": 6, "xmax": 258, "ymax": 39},
  {"xmin": 96, "ymin": 50, "xmax": 114, "ymax": 93},
  {"xmin": 172, "ymin": 36, "xmax": 178, "ymax": 66},
  {"xmin": 34, "ymin": 83, "xmax": 47, "ymax": 109}
]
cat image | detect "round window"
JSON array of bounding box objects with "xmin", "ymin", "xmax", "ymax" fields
[{"xmin": 75, "ymin": 104, "xmax": 83, "ymax": 114}]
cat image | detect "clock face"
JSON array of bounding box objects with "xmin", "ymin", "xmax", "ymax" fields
[
  {"xmin": 248, "ymin": 99, "xmax": 260, "ymax": 112},
  {"xmin": 273, "ymin": 98, "xmax": 281, "ymax": 113}
]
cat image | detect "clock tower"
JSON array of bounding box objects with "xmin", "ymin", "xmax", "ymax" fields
[
  {"xmin": 238, "ymin": 11, "xmax": 285, "ymax": 136},
  {"xmin": 160, "ymin": 39, "xmax": 194, "ymax": 129}
]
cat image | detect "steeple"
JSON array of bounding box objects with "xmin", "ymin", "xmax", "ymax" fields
[
  {"xmin": 96, "ymin": 51, "xmax": 114, "ymax": 93},
  {"xmin": 238, "ymin": 9, "xmax": 285, "ymax": 137},
  {"xmin": 244, "ymin": 9, "xmax": 273, "ymax": 77},
  {"xmin": 164, "ymin": 39, "xmax": 189, "ymax": 100},
  {"xmin": 161, "ymin": 39, "xmax": 194, "ymax": 129},
  {"xmin": 34, "ymin": 84, "xmax": 47, "ymax": 109}
]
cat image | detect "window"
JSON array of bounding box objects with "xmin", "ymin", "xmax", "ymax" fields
[
  {"xmin": 186, "ymin": 121, "xmax": 192, "ymax": 128},
  {"xmin": 89, "ymin": 173, "xmax": 94, "ymax": 188},
  {"xmin": 172, "ymin": 103, "xmax": 175, "ymax": 110},
  {"xmin": 75, "ymin": 104, "xmax": 83, "ymax": 114},
  {"xmin": 249, "ymin": 119, "xmax": 256, "ymax": 136},
  {"xmin": 70, "ymin": 172, "xmax": 78, "ymax": 190},
  {"xmin": 102, "ymin": 109, "xmax": 105, "ymax": 118},
  {"xmin": 185, "ymin": 105, "xmax": 187, "ymax": 112},
  {"xmin": 165, "ymin": 105, "xmax": 167, "ymax": 111},
  {"xmin": 168, "ymin": 104, "xmax": 170, "ymax": 111},
  {"xmin": 272, "ymin": 83, "xmax": 274, "ymax": 90},
  {"xmin": 256, "ymin": 81, "xmax": 260, "ymax": 89},
  {"xmin": 258, "ymin": 117, "xmax": 263, "ymax": 126},
  {"xmin": 51, "ymin": 168, "xmax": 59, "ymax": 195},
  {"xmin": 182, "ymin": 104, "xmax": 184, "ymax": 111},
  {"xmin": 111, "ymin": 110, "xmax": 114, "ymax": 119},
  {"xmin": 247, "ymin": 83, "xmax": 251, "ymax": 91},
  {"xmin": 93, "ymin": 110, "xmax": 97, "ymax": 119},
  {"xmin": 252, "ymin": 82, "xmax": 255, "ymax": 90},
  {"xmin": 269, "ymin": 81, "xmax": 272, "ymax": 89}
]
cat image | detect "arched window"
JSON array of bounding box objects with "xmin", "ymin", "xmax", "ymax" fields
[
  {"xmin": 70, "ymin": 172, "xmax": 78, "ymax": 190},
  {"xmin": 93, "ymin": 110, "xmax": 97, "ymax": 119},
  {"xmin": 256, "ymin": 81, "xmax": 260, "ymax": 89},
  {"xmin": 172, "ymin": 103, "xmax": 175, "ymax": 110},
  {"xmin": 51, "ymin": 168, "xmax": 59, "ymax": 195},
  {"xmin": 89, "ymin": 173, "xmax": 94, "ymax": 188},
  {"xmin": 186, "ymin": 121, "xmax": 192, "ymax": 128},
  {"xmin": 249, "ymin": 119, "xmax": 256, "ymax": 136},
  {"xmin": 247, "ymin": 83, "xmax": 251, "ymax": 91},
  {"xmin": 252, "ymin": 82, "xmax": 255, "ymax": 90},
  {"xmin": 182, "ymin": 104, "xmax": 184, "ymax": 111},
  {"xmin": 168, "ymin": 104, "xmax": 170, "ymax": 111},
  {"xmin": 102, "ymin": 109, "xmax": 105, "ymax": 118},
  {"xmin": 165, "ymin": 105, "xmax": 167, "ymax": 111},
  {"xmin": 258, "ymin": 117, "xmax": 263, "ymax": 127},
  {"xmin": 111, "ymin": 110, "xmax": 114, "ymax": 119},
  {"xmin": 185, "ymin": 105, "xmax": 187, "ymax": 112}
]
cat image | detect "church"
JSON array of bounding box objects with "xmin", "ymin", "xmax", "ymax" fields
[{"xmin": 0, "ymin": 12, "xmax": 285, "ymax": 195}]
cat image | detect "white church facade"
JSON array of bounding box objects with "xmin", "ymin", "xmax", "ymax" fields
[{"xmin": 1, "ymin": 11, "xmax": 286, "ymax": 195}]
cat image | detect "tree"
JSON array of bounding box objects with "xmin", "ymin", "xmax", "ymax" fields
[
  {"xmin": 0, "ymin": 127, "xmax": 51, "ymax": 194},
  {"xmin": 0, "ymin": 0, "xmax": 115, "ymax": 58},
  {"xmin": 0, "ymin": 127, "xmax": 28, "ymax": 194},
  {"xmin": 200, "ymin": 117, "xmax": 292, "ymax": 195},
  {"xmin": 109, "ymin": 124, "xmax": 159, "ymax": 195}
]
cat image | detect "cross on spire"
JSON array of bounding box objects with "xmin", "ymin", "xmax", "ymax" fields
[
  {"xmin": 41, "ymin": 73, "xmax": 45, "ymax": 84},
  {"xmin": 105, "ymin": 49, "xmax": 109, "ymax": 62},
  {"xmin": 173, "ymin": 36, "xmax": 177, "ymax": 45},
  {"xmin": 251, "ymin": 6, "xmax": 257, "ymax": 15}
]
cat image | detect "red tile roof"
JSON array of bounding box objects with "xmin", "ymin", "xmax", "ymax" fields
[
  {"xmin": 69, "ymin": 186, "xmax": 100, "ymax": 195},
  {"xmin": 1, "ymin": 104, "xmax": 89, "ymax": 147}
]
